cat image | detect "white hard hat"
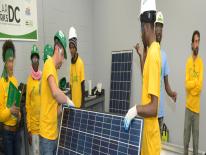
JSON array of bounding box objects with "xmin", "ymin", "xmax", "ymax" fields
[
  {"xmin": 140, "ymin": 0, "xmax": 156, "ymax": 15},
  {"xmin": 155, "ymin": 11, "xmax": 164, "ymax": 24},
  {"xmin": 68, "ymin": 26, "xmax": 77, "ymax": 40}
]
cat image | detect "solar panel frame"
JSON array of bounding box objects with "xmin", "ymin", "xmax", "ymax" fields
[
  {"xmin": 57, "ymin": 107, "xmax": 143, "ymax": 155},
  {"xmin": 109, "ymin": 50, "xmax": 133, "ymax": 115}
]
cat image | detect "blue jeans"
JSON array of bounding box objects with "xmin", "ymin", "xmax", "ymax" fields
[
  {"xmin": 39, "ymin": 136, "xmax": 57, "ymax": 155},
  {"xmin": 3, "ymin": 129, "xmax": 21, "ymax": 155}
]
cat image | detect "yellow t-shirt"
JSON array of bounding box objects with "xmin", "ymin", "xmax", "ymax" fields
[
  {"xmin": 70, "ymin": 56, "xmax": 85, "ymax": 108},
  {"xmin": 0, "ymin": 76, "xmax": 18, "ymax": 126},
  {"xmin": 141, "ymin": 42, "xmax": 161, "ymax": 155},
  {"xmin": 185, "ymin": 56, "xmax": 203, "ymax": 113},
  {"xmin": 39, "ymin": 57, "xmax": 59, "ymax": 140},
  {"xmin": 26, "ymin": 75, "xmax": 41, "ymax": 134}
]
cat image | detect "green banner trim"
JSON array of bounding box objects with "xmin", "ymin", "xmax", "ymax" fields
[{"xmin": 0, "ymin": 30, "xmax": 37, "ymax": 40}]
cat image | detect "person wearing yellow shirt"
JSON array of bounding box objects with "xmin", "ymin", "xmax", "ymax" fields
[
  {"xmin": 0, "ymin": 40, "xmax": 21, "ymax": 155},
  {"xmin": 184, "ymin": 30, "xmax": 203, "ymax": 155},
  {"xmin": 43, "ymin": 44, "xmax": 62, "ymax": 123},
  {"xmin": 135, "ymin": 11, "xmax": 177, "ymax": 136},
  {"xmin": 39, "ymin": 31, "xmax": 74, "ymax": 155},
  {"xmin": 26, "ymin": 45, "xmax": 42, "ymax": 155},
  {"xmin": 68, "ymin": 27, "xmax": 85, "ymax": 108},
  {"xmin": 124, "ymin": 0, "xmax": 161, "ymax": 154}
]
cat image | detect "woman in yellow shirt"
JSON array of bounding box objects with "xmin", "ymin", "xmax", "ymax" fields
[
  {"xmin": 0, "ymin": 40, "xmax": 21, "ymax": 155},
  {"xmin": 26, "ymin": 45, "xmax": 42, "ymax": 155}
]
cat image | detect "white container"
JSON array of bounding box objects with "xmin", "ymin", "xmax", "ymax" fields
[
  {"xmin": 97, "ymin": 83, "xmax": 102, "ymax": 93},
  {"xmin": 88, "ymin": 80, "xmax": 92, "ymax": 96}
]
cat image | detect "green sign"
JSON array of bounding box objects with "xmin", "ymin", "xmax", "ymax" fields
[{"xmin": 0, "ymin": 0, "xmax": 38, "ymax": 41}]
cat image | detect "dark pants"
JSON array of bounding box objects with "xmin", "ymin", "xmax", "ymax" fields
[
  {"xmin": 39, "ymin": 136, "xmax": 57, "ymax": 155},
  {"xmin": 184, "ymin": 108, "xmax": 199, "ymax": 155},
  {"xmin": 3, "ymin": 129, "xmax": 21, "ymax": 155}
]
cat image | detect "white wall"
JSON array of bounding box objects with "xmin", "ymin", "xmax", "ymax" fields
[
  {"xmin": 0, "ymin": 0, "xmax": 94, "ymax": 84},
  {"xmin": 42, "ymin": 0, "xmax": 94, "ymax": 82},
  {"xmin": 93, "ymin": 0, "xmax": 142, "ymax": 113},
  {"xmin": 92, "ymin": 0, "xmax": 206, "ymax": 151}
]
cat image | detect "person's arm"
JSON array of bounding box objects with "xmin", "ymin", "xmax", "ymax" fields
[
  {"xmin": 0, "ymin": 82, "xmax": 11, "ymax": 122},
  {"xmin": 80, "ymin": 61, "xmax": 85, "ymax": 108},
  {"xmin": 190, "ymin": 61, "xmax": 204, "ymax": 96},
  {"xmin": 185, "ymin": 62, "xmax": 196, "ymax": 91},
  {"xmin": 164, "ymin": 75, "xmax": 177, "ymax": 102},
  {"xmin": 25, "ymin": 81, "xmax": 32, "ymax": 145},
  {"xmin": 48, "ymin": 75, "xmax": 69, "ymax": 104},
  {"xmin": 142, "ymin": 48, "xmax": 147, "ymax": 63},
  {"xmin": 134, "ymin": 43, "xmax": 147, "ymax": 75},
  {"xmin": 69, "ymin": 66, "xmax": 72, "ymax": 100},
  {"xmin": 124, "ymin": 94, "xmax": 159, "ymax": 130},
  {"xmin": 0, "ymin": 81, "xmax": 20, "ymax": 122},
  {"xmin": 25, "ymin": 80, "xmax": 31, "ymax": 132},
  {"xmin": 137, "ymin": 95, "xmax": 158, "ymax": 117},
  {"xmin": 162, "ymin": 54, "xmax": 177, "ymax": 102},
  {"xmin": 138, "ymin": 55, "xmax": 144, "ymax": 75},
  {"xmin": 57, "ymin": 105, "xmax": 62, "ymax": 117}
]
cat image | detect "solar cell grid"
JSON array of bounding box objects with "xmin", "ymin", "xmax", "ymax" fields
[
  {"xmin": 57, "ymin": 107, "xmax": 143, "ymax": 155},
  {"xmin": 109, "ymin": 50, "xmax": 133, "ymax": 115}
]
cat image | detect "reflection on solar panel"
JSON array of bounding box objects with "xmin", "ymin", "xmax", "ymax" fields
[
  {"xmin": 57, "ymin": 107, "xmax": 143, "ymax": 155},
  {"xmin": 109, "ymin": 50, "xmax": 133, "ymax": 115}
]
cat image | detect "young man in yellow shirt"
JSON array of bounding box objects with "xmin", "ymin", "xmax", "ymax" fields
[
  {"xmin": 0, "ymin": 40, "xmax": 21, "ymax": 155},
  {"xmin": 184, "ymin": 30, "xmax": 203, "ymax": 155},
  {"xmin": 39, "ymin": 31, "xmax": 74, "ymax": 155},
  {"xmin": 26, "ymin": 45, "xmax": 42, "ymax": 155},
  {"xmin": 124, "ymin": 0, "xmax": 161, "ymax": 154},
  {"xmin": 68, "ymin": 27, "xmax": 85, "ymax": 108},
  {"xmin": 135, "ymin": 11, "xmax": 177, "ymax": 136}
]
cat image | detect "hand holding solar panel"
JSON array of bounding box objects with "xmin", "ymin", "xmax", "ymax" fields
[
  {"xmin": 65, "ymin": 96, "xmax": 75, "ymax": 107},
  {"xmin": 124, "ymin": 105, "xmax": 138, "ymax": 130}
]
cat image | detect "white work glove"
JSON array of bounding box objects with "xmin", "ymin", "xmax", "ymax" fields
[
  {"xmin": 66, "ymin": 97, "xmax": 75, "ymax": 107},
  {"xmin": 124, "ymin": 105, "xmax": 137, "ymax": 131}
]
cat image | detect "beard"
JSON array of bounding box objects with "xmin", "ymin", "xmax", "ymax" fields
[
  {"xmin": 156, "ymin": 34, "xmax": 161, "ymax": 43},
  {"xmin": 193, "ymin": 47, "xmax": 199, "ymax": 56}
]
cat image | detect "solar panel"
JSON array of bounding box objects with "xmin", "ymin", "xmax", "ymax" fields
[
  {"xmin": 57, "ymin": 107, "xmax": 143, "ymax": 155},
  {"xmin": 109, "ymin": 50, "xmax": 133, "ymax": 115}
]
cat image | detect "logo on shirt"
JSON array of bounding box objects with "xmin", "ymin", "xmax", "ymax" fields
[
  {"xmin": 72, "ymin": 75, "xmax": 78, "ymax": 83},
  {"xmin": 189, "ymin": 68, "xmax": 199, "ymax": 79}
]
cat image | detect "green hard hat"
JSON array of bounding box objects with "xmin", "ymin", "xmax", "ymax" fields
[
  {"xmin": 54, "ymin": 30, "xmax": 67, "ymax": 59},
  {"xmin": 43, "ymin": 44, "xmax": 54, "ymax": 63},
  {"xmin": 31, "ymin": 44, "xmax": 40, "ymax": 59}
]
